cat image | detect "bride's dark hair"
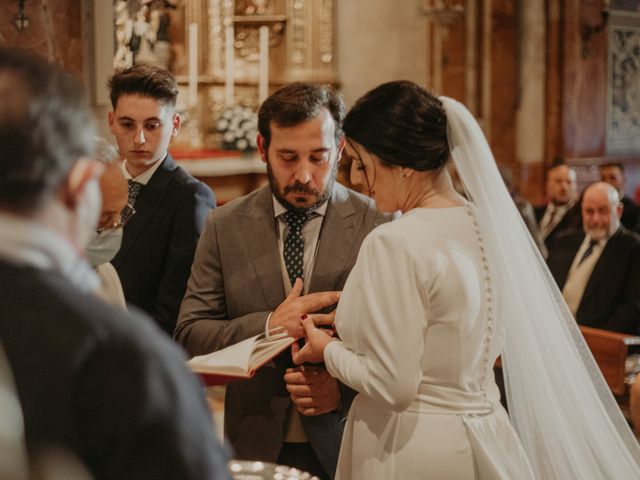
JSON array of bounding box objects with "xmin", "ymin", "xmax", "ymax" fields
[{"xmin": 343, "ymin": 80, "xmax": 449, "ymax": 172}]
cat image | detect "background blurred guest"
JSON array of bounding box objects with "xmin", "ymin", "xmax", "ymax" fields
[
  {"xmin": 599, "ymin": 162, "xmax": 640, "ymax": 233},
  {"xmin": 500, "ymin": 166, "xmax": 547, "ymax": 257},
  {"xmin": 88, "ymin": 139, "xmax": 128, "ymax": 308},
  {"xmin": 534, "ymin": 163, "xmax": 582, "ymax": 251},
  {"xmin": 108, "ymin": 64, "xmax": 215, "ymax": 335},
  {"xmin": 0, "ymin": 48, "xmax": 229, "ymax": 480},
  {"xmin": 547, "ymin": 182, "xmax": 640, "ymax": 334},
  {"xmin": 630, "ymin": 375, "xmax": 640, "ymax": 435}
]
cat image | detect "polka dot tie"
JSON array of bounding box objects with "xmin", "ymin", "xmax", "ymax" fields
[
  {"xmin": 122, "ymin": 180, "xmax": 143, "ymax": 225},
  {"xmin": 127, "ymin": 180, "xmax": 144, "ymax": 206},
  {"xmin": 283, "ymin": 210, "xmax": 308, "ymax": 287}
]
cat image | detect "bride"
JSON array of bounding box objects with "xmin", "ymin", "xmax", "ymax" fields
[{"xmin": 292, "ymin": 81, "xmax": 640, "ymax": 479}]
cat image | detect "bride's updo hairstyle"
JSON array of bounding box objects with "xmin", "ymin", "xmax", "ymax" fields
[{"xmin": 343, "ymin": 80, "xmax": 449, "ymax": 172}]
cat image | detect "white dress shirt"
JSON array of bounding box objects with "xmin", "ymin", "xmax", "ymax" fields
[
  {"xmin": 121, "ymin": 153, "xmax": 166, "ymax": 185},
  {"xmin": 562, "ymin": 234, "xmax": 609, "ymax": 316},
  {"xmin": 273, "ymin": 197, "xmax": 328, "ymax": 295}
]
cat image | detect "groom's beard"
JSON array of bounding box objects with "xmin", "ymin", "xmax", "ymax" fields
[{"xmin": 267, "ymin": 157, "xmax": 338, "ymax": 214}]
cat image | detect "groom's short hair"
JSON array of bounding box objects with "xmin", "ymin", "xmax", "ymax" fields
[{"xmin": 258, "ymin": 82, "xmax": 345, "ymax": 150}]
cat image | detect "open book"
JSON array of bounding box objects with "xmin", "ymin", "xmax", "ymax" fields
[{"xmin": 188, "ymin": 330, "xmax": 296, "ymax": 385}]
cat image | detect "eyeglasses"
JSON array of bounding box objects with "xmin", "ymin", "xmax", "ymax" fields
[{"xmin": 96, "ymin": 203, "xmax": 136, "ymax": 233}]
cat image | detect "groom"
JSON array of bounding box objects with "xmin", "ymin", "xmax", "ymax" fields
[{"xmin": 175, "ymin": 83, "xmax": 388, "ymax": 478}]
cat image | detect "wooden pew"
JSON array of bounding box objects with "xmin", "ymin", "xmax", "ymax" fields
[
  {"xmin": 579, "ymin": 326, "xmax": 640, "ymax": 396},
  {"xmin": 494, "ymin": 326, "xmax": 640, "ymax": 413}
]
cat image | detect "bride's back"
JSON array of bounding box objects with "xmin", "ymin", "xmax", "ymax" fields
[{"xmin": 399, "ymin": 207, "xmax": 503, "ymax": 409}]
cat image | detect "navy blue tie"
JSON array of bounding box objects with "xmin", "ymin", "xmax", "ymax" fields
[{"xmin": 578, "ymin": 240, "xmax": 598, "ymax": 266}]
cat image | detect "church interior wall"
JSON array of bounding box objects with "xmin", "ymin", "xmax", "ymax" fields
[{"xmin": 1, "ymin": 0, "xmax": 639, "ymax": 204}]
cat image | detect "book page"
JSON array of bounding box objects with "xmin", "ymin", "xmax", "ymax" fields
[
  {"xmin": 188, "ymin": 334, "xmax": 258, "ymax": 376},
  {"xmin": 187, "ymin": 331, "xmax": 295, "ymax": 377},
  {"xmin": 248, "ymin": 332, "xmax": 296, "ymax": 370}
]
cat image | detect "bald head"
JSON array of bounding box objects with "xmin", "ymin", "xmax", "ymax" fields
[
  {"xmin": 582, "ymin": 182, "xmax": 623, "ymax": 240},
  {"xmin": 546, "ymin": 165, "xmax": 577, "ymax": 206}
]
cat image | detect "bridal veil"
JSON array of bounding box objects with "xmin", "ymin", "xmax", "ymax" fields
[{"xmin": 441, "ymin": 96, "xmax": 640, "ymax": 479}]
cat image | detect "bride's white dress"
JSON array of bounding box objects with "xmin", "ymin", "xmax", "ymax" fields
[{"xmin": 324, "ymin": 205, "xmax": 535, "ymax": 479}]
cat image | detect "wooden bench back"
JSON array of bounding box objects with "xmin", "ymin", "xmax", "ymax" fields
[{"xmin": 579, "ymin": 326, "xmax": 640, "ymax": 396}]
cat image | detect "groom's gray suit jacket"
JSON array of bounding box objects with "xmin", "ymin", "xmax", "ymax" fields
[{"xmin": 175, "ymin": 183, "xmax": 387, "ymax": 477}]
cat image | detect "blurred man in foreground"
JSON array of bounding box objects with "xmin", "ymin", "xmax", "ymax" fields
[{"xmin": 0, "ymin": 48, "xmax": 229, "ymax": 480}]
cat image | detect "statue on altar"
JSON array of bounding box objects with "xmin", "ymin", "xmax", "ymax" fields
[
  {"xmin": 113, "ymin": 1, "xmax": 134, "ymax": 70},
  {"xmin": 113, "ymin": 0, "xmax": 178, "ymax": 70}
]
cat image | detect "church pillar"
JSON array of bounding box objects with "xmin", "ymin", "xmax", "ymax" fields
[{"xmin": 515, "ymin": 0, "xmax": 546, "ymax": 167}]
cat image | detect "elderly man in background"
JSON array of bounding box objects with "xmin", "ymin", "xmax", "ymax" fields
[
  {"xmin": 87, "ymin": 139, "xmax": 129, "ymax": 307},
  {"xmin": 599, "ymin": 162, "xmax": 640, "ymax": 233},
  {"xmin": 0, "ymin": 48, "xmax": 229, "ymax": 480},
  {"xmin": 535, "ymin": 164, "xmax": 582, "ymax": 250},
  {"xmin": 547, "ymin": 182, "xmax": 640, "ymax": 334}
]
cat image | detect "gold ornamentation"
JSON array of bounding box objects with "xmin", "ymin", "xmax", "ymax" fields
[
  {"xmin": 319, "ymin": 0, "xmax": 333, "ymax": 64},
  {"xmin": 290, "ymin": 0, "xmax": 307, "ymax": 65}
]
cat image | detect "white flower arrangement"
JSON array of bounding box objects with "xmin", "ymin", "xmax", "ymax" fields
[{"xmin": 215, "ymin": 105, "xmax": 258, "ymax": 151}]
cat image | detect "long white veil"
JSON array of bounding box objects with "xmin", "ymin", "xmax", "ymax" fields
[{"xmin": 441, "ymin": 96, "xmax": 640, "ymax": 478}]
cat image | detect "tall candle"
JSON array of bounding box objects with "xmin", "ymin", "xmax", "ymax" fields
[
  {"xmin": 258, "ymin": 25, "xmax": 269, "ymax": 103},
  {"xmin": 224, "ymin": 22, "xmax": 235, "ymax": 106},
  {"xmin": 188, "ymin": 23, "xmax": 198, "ymax": 107}
]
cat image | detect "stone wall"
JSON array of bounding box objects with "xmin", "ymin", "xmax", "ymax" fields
[{"xmin": 0, "ymin": 0, "xmax": 84, "ymax": 77}]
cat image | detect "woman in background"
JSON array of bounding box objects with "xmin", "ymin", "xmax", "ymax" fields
[{"xmin": 293, "ymin": 81, "xmax": 640, "ymax": 479}]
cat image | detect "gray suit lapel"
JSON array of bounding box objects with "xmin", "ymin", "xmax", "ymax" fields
[
  {"xmin": 308, "ymin": 184, "xmax": 360, "ymax": 294},
  {"xmin": 239, "ymin": 187, "xmax": 286, "ymax": 311}
]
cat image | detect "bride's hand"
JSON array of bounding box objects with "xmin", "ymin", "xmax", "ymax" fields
[{"xmin": 291, "ymin": 316, "xmax": 337, "ymax": 365}]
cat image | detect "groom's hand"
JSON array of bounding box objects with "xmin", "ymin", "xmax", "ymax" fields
[
  {"xmin": 269, "ymin": 278, "xmax": 340, "ymax": 339},
  {"xmin": 284, "ymin": 366, "xmax": 341, "ymax": 416}
]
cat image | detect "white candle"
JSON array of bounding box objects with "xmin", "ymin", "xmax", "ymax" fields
[
  {"xmin": 225, "ymin": 22, "xmax": 235, "ymax": 106},
  {"xmin": 258, "ymin": 25, "xmax": 269, "ymax": 103},
  {"xmin": 188, "ymin": 23, "xmax": 198, "ymax": 107}
]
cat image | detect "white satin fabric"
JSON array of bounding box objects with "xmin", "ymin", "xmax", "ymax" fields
[
  {"xmin": 95, "ymin": 262, "xmax": 127, "ymax": 309},
  {"xmin": 325, "ymin": 206, "xmax": 534, "ymax": 479}
]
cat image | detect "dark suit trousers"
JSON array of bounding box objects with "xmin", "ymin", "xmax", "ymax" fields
[{"xmin": 277, "ymin": 442, "xmax": 330, "ymax": 480}]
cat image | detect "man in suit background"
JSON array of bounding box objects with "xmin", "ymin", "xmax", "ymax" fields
[
  {"xmin": 0, "ymin": 48, "xmax": 228, "ymax": 480},
  {"xmin": 547, "ymin": 182, "xmax": 640, "ymax": 334},
  {"xmin": 535, "ymin": 164, "xmax": 582, "ymax": 251},
  {"xmin": 175, "ymin": 83, "xmax": 388, "ymax": 479},
  {"xmin": 108, "ymin": 64, "xmax": 215, "ymax": 335},
  {"xmin": 599, "ymin": 162, "xmax": 640, "ymax": 233}
]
